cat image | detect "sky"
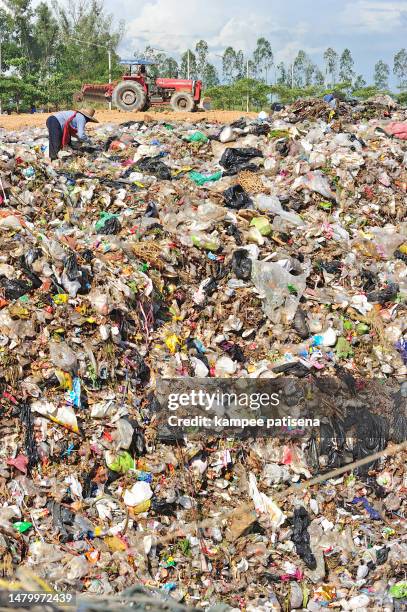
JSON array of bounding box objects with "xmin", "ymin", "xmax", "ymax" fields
[
  {"xmin": 2, "ymin": 0, "xmax": 407, "ymax": 85},
  {"xmin": 103, "ymin": 0, "xmax": 407, "ymax": 86}
]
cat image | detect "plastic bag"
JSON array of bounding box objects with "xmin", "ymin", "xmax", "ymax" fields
[
  {"xmin": 231, "ymin": 249, "xmax": 252, "ymax": 280},
  {"xmin": 219, "ymin": 147, "xmax": 263, "ymax": 175},
  {"xmin": 223, "ymin": 185, "xmax": 253, "ymax": 210},
  {"xmin": 185, "ymin": 131, "xmax": 208, "ymax": 143},
  {"xmin": 188, "ymin": 170, "xmax": 222, "ymax": 186},
  {"xmin": 291, "ymin": 506, "xmax": 317, "ymax": 569},
  {"xmin": 292, "ymin": 171, "xmax": 337, "ymax": 201},
  {"xmin": 95, "ymin": 212, "xmax": 121, "ymax": 235},
  {"xmin": 251, "ymin": 260, "xmax": 310, "ymax": 324},
  {"xmin": 0, "ymin": 277, "xmax": 31, "ymax": 300},
  {"xmin": 137, "ymin": 155, "xmax": 171, "ymax": 180}
]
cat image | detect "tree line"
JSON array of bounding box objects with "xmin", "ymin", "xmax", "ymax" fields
[{"xmin": 1, "ymin": 0, "xmax": 407, "ymax": 112}]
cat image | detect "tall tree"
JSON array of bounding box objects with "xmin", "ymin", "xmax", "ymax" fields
[
  {"xmin": 53, "ymin": 0, "xmax": 123, "ymax": 82},
  {"xmin": 180, "ymin": 49, "xmax": 197, "ymax": 79},
  {"xmin": 222, "ymin": 46, "xmax": 237, "ymax": 83},
  {"xmin": 33, "ymin": 3, "xmax": 59, "ymax": 77},
  {"xmin": 195, "ymin": 39, "xmax": 208, "ymax": 81},
  {"xmin": 353, "ymin": 74, "xmax": 366, "ymax": 89},
  {"xmin": 276, "ymin": 62, "xmax": 288, "ymax": 86},
  {"xmin": 235, "ymin": 50, "xmax": 245, "ymax": 80},
  {"xmin": 313, "ymin": 67, "xmax": 325, "ymax": 86},
  {"xmin": 393, "ymin": 48, "xmax": 407, "ymax": 90},
  {"xmin": 293, "ymin": 50, "xmax": 308, "ymax": 87},
  {"xmin": 339, "ymin": 48, "xmax": 355, "ymax": 83},
  {"xmin": 374, "ymin": 60, "xmax": 390, "ymax": 90},
  {"xmin": 253, "ymin": 37, "xmax": 273, "ymax": 83},
  {"xmin": 161, "ymin": 57, "xmax": 178, "ymax": 78},
  {"xmin": 203, "ymin": 63, "xmax": 219, "ymax": 88},
  {"xmin": 324, "ymin": 47, "xmax": 338, "ymax": 86}
]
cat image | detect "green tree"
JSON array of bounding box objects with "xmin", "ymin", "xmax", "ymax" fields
[
  {"xmin": 195, "ymin": 39, "xmax": 208, "ymax": 81},
  {"xmin": 253, "ymin": 37, "xmax": 273, "ymax": 83},
  {"xmin": 374, "ymin": 60, "xmax": 390, "ymax": 90},
  {"xmin": 161, "ymin": 57, "xmax": 178, "ymax": 78},
  {"xmin": 293, "ymin": 50, "xmax": 308, "ymax": 87},
  {"xmin": 235, "ymin": 50, "xmax": 245, "ymax": 80},
  {"xmin": 180, "ymin": 49, "xmax": 197, "ymax": 79},
  {"xmin": 53, "ymin": 0, "xmax": 123, "ymax": 83},
  {"xmin": 313, "ymin": 68, "xmax": 325, "ymax": 86},
  {"xmin": 324, "ymin": 47, "xmax": 338, "ymax": 86},
  {"xmin": 353, "ymin": 74, "xmax": 367, "ymax": 89},
  {"xmin": 222, "ymin": 46, "xmax": 237, "ymax": 83},
  {"xmin": 33, "ymin": 2, "xmax": 59, "ymax": 77},
  {"xmin": 339, "ymin": 48, "xmax": 355, "ymax": 84},
  {"xmin": 393, "ymin": 48, "xmax": 407, "ymax": 90},
  {"xmin": 276, "ymin": 62, "xmax": 288, "ymax": 85},
  {"xmin": 203, "ymin": 63, "xmax": 219, "ymax": 88}
]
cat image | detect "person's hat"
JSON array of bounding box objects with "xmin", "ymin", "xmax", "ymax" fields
[{"xmin": 78, "ymin": 108, "xmax": 99, "ymax": 123}]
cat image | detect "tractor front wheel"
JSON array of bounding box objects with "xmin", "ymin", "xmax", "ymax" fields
[
  {"xmin": 112, "ymin": 81, "xmax": 147, "ymax": 112},
  {"xmin": 170, "ymin": 92, "xmax": 195, "ymax": 112}
]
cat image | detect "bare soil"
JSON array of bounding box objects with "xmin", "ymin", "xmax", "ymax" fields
[{"xmin": 0, "ymin": 109, "xmax": 257, "ymax": 131}]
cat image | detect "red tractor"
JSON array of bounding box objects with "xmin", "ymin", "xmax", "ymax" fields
[{"xmin": 78, "ymin": 59, "xmax": 208, "ymax": 112}]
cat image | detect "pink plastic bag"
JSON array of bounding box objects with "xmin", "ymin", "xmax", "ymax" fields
[{"xmin": 384, "ymin": 122, "xmax": 407, "ymax": 140}]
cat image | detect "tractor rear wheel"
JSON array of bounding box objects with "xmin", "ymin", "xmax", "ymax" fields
[
  {"xmin": 112, "ymin": 81, "xmax": 147, "ymax": 112},
  {"xmin": 170, "ymin": 92, "xmax": 195, "ymax": 112}
]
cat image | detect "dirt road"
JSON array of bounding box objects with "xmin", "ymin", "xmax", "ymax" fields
[{"xmin": 0, "ymin": 109, "xmax": 257, "ymax": 131}]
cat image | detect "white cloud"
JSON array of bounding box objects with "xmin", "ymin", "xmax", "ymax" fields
[{"xmin": 340, "ymin": 0, "xmax": 407, "ymax": 32}]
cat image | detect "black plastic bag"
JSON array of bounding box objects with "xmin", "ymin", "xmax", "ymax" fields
[
  {"xmin": 138, "ymin": 155, "xmax": 171, "ymax": 180},
  {"xmin": 276, "ymin": 140, "xmax": 289, "ymax": 157},
  {"xmin": 249, "ymin": 123, "xmax": 270, "ymax": 136},
  {"xmin": 232, "ymin": 249, "xmax": 252, "ymax": 280},
  {"xmin": 226, "ymin": 223, "xmax": 243, "ymax": 245},
  {"xmin": 125, "ymin": 347, "xmax": 150, "ymax": 384},
  {"xmin": 64, "ymin": 253, "xmax": 80, "ymax": 281},
  {"xmin": 291, "ymin": 506, "xmax": 317, "ymax": 570},
  {"xmin": 0, "ymin": 277, "xmax": 31, "ymax": 300},
  {"xmin": 99, "ymin": 216, "xmax": 121, "ymax": 235},
  {"xmin": 19, "ymin": 402, "xmax": 39, "ymax": 470},
  {"xmin": 230, "ymin": 118, "xmax": 247, "ymax": 129},
  {"xmin": 223, "ymin": 185, "xmax": 253, "ymax": 209},
  {"xmin": 367, "ymin": 282, "xmax": 399, "ymax": 304},
  {"xmin": 47, "ymin": 501, "xmax": 75, "ymax": 543},
  {"xmin": 272, "ymin": 361, "xmax": 310, "ymax": 377},
  {"xmin": 271, "ymin": 102, "xmax": 284, "ymax": 111},
  {"xmin": 292, "ymin": 307, "xmax": 310, "ymax": 339},
  {"xmin": 145, "ymin": 201, "xmax": 159, "ymax": 217},
  {"xmin": 219, "ymin": 147, "xmax": 263, "ymax": 175}
]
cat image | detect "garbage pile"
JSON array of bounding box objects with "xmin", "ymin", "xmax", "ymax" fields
[{"xmin": 0, "ymin": 96, "xmax": 406, "ymax": 611}]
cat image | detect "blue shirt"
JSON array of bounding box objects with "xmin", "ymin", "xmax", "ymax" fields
[{"xmin": 53, "ymin": 111, "xmax": 89, "ymax": 141}]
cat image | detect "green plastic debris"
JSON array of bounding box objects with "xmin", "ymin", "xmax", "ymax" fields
[
  {"xmin": 269, "ymin": 129, "xmax": 289, "ymax": 139},
  {"xmin": 95, "ymin": 212, "xmax": 118, "ymax": 233},
  {"xmin": 343, "ymin": 319, "xmax": 353, "ymax": 330},
  {"xmin": 287, "ymin": 284, "xmax": 298, "ymax": 295},
  {"xmin": 185, "ymin": 131, "xmax": 208, "ymax": 143},
  {"xmin": 319, "ymin": 201, "xmax": 332, "ymax": 210},
  {"xmin": 13, "ymin": 521, "xmax": 33, "ymax": 533},
  {"xmin": 164, "ymin": 124, "xmax": 174, "ymax": 130},
  {"xmin": 188, "ymin": 170, "xmax": 222, "ymax": 186},
  {"xmin": 250, "ymin": 216, "xmax": 272, "ymax": 236},
  {"xmin": 191, "ymin": 235, "xmax": 220, "ymax": 251},
  {"xmin": 335, "ymin": 337, "xmax": 354, "ymax": 358},
  {"xmin": 389, "ymin": 582, "xmax": 407, "ymax": 599},
  {"xmin": 356, "ymin": 322, "xmax": 369, "ymax": 335},
  {"xmin": 106, "ymin": 451, "xmax": 135, "ymax": 474}
]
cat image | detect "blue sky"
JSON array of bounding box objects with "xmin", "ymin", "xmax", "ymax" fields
[{"xmin": 102, "ymin": 0, "xmax": 407, "ymax": 86}]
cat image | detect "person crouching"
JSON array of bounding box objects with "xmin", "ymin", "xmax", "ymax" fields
[{"xmin": 46, "ymin": 108, "xmax": 98, "ymax": 161}]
